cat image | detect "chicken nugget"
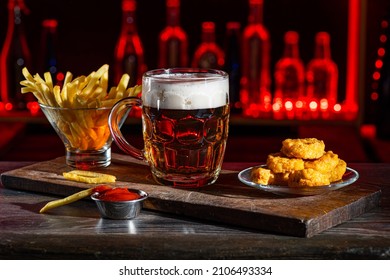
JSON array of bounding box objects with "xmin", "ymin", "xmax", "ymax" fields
[
  {"xmin": 288, "ymin": 168, "xmax": 331, "ymax": 187},
  {"xmin": 270, "ymin": 172, "xmax": 290, "ymax": 186},
  {"xmin": 304, "ymin": 151, "xmax": 339, "ymax": 174},
  {"xmin": 330, "ymin": 159, "xmax": 347, "ymax": 182},
  {"xmin": 251, "ymin": 167, "xmax": 272, "ymax": 185},
  {"xmin": 267, "ymin": 152, "xmax": 304, "ymax": 173},
  {"xmin": 281, "ymin": 138, "xmax": 325, "ymax": 159},
  {"xmin": 251, "ymin": 166, "xmax": 290, "ymax": 186}
]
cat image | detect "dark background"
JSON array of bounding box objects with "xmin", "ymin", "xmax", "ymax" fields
[
  {"xmin": 1, "ymin": 0, "xmax": 389, "ymax": 123},
  {"xmin": 1, "ymin": 0, "xmax": 390, "ymax": 163}
]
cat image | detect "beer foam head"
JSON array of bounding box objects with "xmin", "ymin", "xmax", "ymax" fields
[{"xmin": 142, "ymin": 71, "xmax": 229, "ymax": 110}]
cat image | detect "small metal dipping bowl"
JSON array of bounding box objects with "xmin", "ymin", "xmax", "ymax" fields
[{"xmin": 91, "ymin": 189, "xmax": 148, "ymax": 220}]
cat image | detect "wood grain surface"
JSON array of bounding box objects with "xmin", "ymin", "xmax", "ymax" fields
[{"xmin": 1, "ymin": 154, "xmax": 381, "ymax": 237}]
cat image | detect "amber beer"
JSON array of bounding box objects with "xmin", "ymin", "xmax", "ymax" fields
[
  {"xmin": 142, "ymin": 69, "xmax": 229, "ymax": 187},
  {"xmin": 108, "ymin": 68, "xmax": 229, "ymax": 187}
]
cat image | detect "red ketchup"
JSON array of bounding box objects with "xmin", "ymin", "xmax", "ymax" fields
[{"xmin": 95, "ymin": 187, "xmax": 142, "ymax": 202}]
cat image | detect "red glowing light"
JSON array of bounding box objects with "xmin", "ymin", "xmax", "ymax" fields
[
  {"xmin": 333, "ymin": 103, "xmax": 342, "ymax": 112},
  {"xmin": 381, "ymin": 20, "xmax": 389, "ymax": 29},
  {"xmin": 276, "ymin": 98, "xmax": 282, "ymax": 104},
  {"xmin": 272, "ymin": 102, "xmax": 282, "ymax": 112},
  {"xmin": 5, "ymin": 102, "xmax": 13, "ymax": 111},
  {"xmin": 309, "ymin": 101, "xmax": 318, "ymax": 111},
  {"xmin": 371, "ymin": 92, "xmax": 379, "ymax": 101},
  {"xmin": 378, "ymin": 47, "xmax": 385, "ymax": 56},
  {"xmin": 42, "ymin": 19, "xmax": 58, "ymax": 29},
  {"xmin": 375, "ymin": 59, "xmax": 383, "ymax": 69},
  {"xmin": 263, "ymin": 102, "xmax": 272, "ymax": 113},
  {"xmin": 56, "ymin": 72, "xmax": 64, "ymax": 82},
  {"xmin": 380, "ymin": 34, "xmax": 387, "ymax": 43},
  {"xmin": 285, "ymin": 100, "xmax": 293, "ymax": 111},
  {"xmin": 295, "ymin": 100, "xmax": 304, "ymax": 109},
  {"xmin": 273, "ymin": 97, "xmax": 282, "ymax": 105},
  {"xmin": 373, "ymin": 71, "xmax": 381, "ymax": 80},
  {"xmin": 360, "ymin": 124, "xmax": 376, "ymax": 138},
  {"xmin": 344, "ymin": 0, "xmax": 360, "ymax": 117},
  {"xmin": 0, "ymin": 102, "xmax": 4, "ymax": 111},
  {"xmin": 264, "ymin": 94, "xmax": 272, "ymax": 104},
  {"xmin": 320, "ymin": 98, "xmax": 328, "ymax": 110},
  {"xmin": 122, "ymin": 0, "xmax": 136, "ymax": 11},
  {"xmin": 27, "ymin": 101, "xmax": 40, "ymax": 115}
]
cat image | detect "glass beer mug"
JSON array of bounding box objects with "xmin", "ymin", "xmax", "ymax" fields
[{"xmin": 108, "ymin": 68, "xmax": 230, "ymax": 188}]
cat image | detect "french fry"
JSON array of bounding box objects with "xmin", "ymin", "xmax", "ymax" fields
[
  {"xmin": 33, "ymin": 73, "xmax": 46, "ymax": 84},
  {"xmin": 115, "ymin": 73, "xmax": 130, "ymax": 99},
  {"xmin": 63, "ymin": 71, "xmax": 73, "ymax": 87},
  {"xmin": 20, "ymin": 64, "xmax": 141, "ymax": 152},
  {"xmin": 39, "ymin": 185, "xmax": 112, "ymax": 214},
  {"xmin": 53, "ymin": 85, "xmax": 62, "ymax": 107},
  {"xmin": 44, "ymin": 72, "xmax": 54, "ymax": 92},
  {"xmin": 100, "ymin": 69, "xmax": 108, "ymax": 92},
  {"xmin": 63, "ymin": 170, "xmax": 117, "ymax": 184},
  {"xmin": 22, "ymin": 67, "xmax": 34, "ymax": 82},
  {"xmin": 39, "ymin": 187, "xmax": 95, "ymax": 214}
]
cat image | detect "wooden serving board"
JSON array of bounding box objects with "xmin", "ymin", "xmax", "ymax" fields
[{"xmin": 1, "ymin": 154, "xmax": 381, "ymax": 237}]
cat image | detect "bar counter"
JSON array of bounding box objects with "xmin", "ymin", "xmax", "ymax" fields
[{"xmin": 0, "ymin": 161, "xmax": 389, "ymax": 260}]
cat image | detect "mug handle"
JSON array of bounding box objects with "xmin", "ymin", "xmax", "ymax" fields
[{"xmin": 108, "ymin": 97, "xmax": 145, "ymax": 160}]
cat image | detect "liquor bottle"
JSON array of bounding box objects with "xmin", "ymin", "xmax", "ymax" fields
[
  {"xmin": 192, "ymin": 21, "xmax": 224, "ymax": 69},
  {"xmin": 158, "ymin": 0, "xmax": 188, "ymax": 68},
  {"xmin": 224, "ymin": 22, "xmax": 241, "ymax": 113},
  {"xmin": 0, "ymin": 0, "xmax": 32, "ymax": 110},
  {"xmin": 306, "ymin": 32, "xmax": 338, "ymax": 111},
  {"xmin": 113, "ymin": 0, "xmax": 146, "ymax": 87},
  {"xmin": 240, "ymin": 0, "xmax": 271, "ymax": 117},
  {"xmin": 273, "ymin": 31, "xmax": 305, "ymax": 117},
  {"xmin": 38, "ymin": 19, "xmax": 61, "ymax": 85}
]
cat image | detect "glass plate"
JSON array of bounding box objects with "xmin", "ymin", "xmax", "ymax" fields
[{"xmin": 238, "ymin": 165, "xmax": 359, "ymax": 196}]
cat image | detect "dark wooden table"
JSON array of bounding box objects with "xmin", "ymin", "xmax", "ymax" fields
[{"xmin": 0, "ymin": 161, "xmax": 389, "ymax": 260}]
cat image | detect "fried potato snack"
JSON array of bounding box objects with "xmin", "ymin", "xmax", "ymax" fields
[
  {"xmin": 21, "ymin": 64, "xmax": 141, "ymax": 109},
  {"xmin": 20, "ymin": 65, "xmax": 141, "ymax": 151},
  {"xmin": 63, "ymin": 170, "xmax": 117, "ymax": 184},
  {"xmin": 39, "ymin": 185, "xmax": 112, "ymax": 213}
]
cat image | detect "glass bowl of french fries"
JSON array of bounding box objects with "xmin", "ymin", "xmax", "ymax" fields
[
  {"xmin": 20, "ymin": 64, "xmax": 141, "ymax": 169},
  {"xmin": 39, "ymin": 104, "xmax": 117, "ymax": 169}
]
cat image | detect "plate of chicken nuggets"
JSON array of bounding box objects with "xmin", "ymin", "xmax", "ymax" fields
[{"xmin": 238, "ymin": 138, "xmax": 359, "ymax": 196}]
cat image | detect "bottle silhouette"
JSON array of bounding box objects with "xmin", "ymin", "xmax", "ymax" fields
[
  {"xmin": 0, "ymin": 0, "xmax": 32, "ymax": 110},
  {"xmin": 224, "ymin": 22, "xmax": 241, "ymax": 113},
  {"xmin": 113, "ymin": 0, "xmax": 146, "ymax": 87},
  {"xmin": 158, "ymin": 0, "xmax": 188, "ymax": 68},
  {"xmin": 306, "ymin": 32, "xmax": 338, "ymax": 111},
  {"xmin": 273, "ymin": 31, "xmax": 305, "ymax": 117},
  {"xmin": 38, "ymin": 19, "xmax": 61, "ymax": 85},
  {"xmin": 192, "ymin": 21, "xmax": 224, "ymax": 69},
  {"xmin": 240, "ymin": 0, "xmax": 271, "ymax": 117}
]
